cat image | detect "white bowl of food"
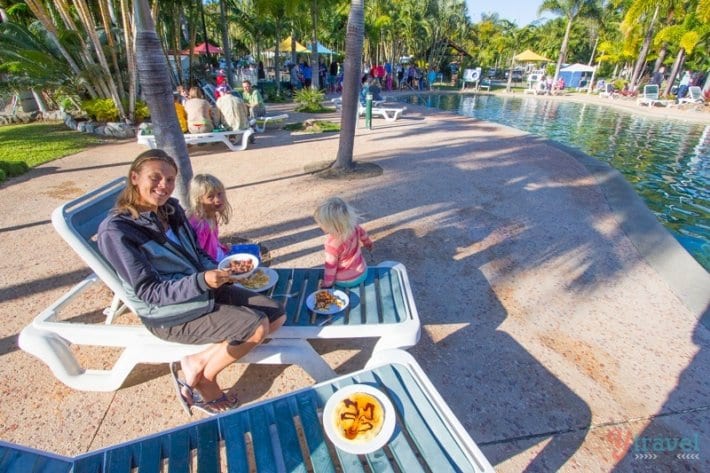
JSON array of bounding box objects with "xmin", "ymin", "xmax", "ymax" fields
[
  {"xmin": 322, "ymin": 384, "xmax": 396, "ymax": 455},
  {"xmin": 218, "ymin": 253, "xmax": 259, "ymax": 280}
]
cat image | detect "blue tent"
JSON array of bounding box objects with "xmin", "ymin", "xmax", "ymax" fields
[
  {"xmin": 309, "ymin": 42, "xmax": 334, "ymax": 54},
  {"xmin": 558, "ymin": 63, "xmax": 595, "ymax": 88}
]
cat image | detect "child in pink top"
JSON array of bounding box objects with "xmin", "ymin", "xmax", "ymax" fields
[
  {"xmin": 187, "ymin": 174, "xmax": 233, "ymax": 261},
  {"xmin": 313, "ymin": 197, "xmax": 374, "ymax": 288}
]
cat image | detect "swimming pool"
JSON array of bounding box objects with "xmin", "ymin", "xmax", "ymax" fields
[{"xmin": 398, "ymin": 93, "xmax": 710, "ymax": 271}]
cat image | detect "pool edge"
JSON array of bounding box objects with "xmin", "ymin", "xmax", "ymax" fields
[{"xmin": 547, "ymin": 139, "xmax": 710, "ymax": 327}]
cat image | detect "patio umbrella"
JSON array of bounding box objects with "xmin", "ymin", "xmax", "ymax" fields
[
  {"xmin": 278, "ymin": 36, "xmax": 308, "ymax": 53},
  {"xmin": 513, "ymin": 49, "xmax": 550, "ymax": 62},
  {"xmin": 183, "ymin": 42, "xmax": 223, "ymax": 55}
]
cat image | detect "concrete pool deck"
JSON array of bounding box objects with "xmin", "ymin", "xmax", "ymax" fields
[{"xmin": 0, "ymin": 97, "xmax": 708, "ymax": 471}]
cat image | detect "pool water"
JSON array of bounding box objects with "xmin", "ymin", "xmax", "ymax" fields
[{"xmin": 399, "ymin": 93, "xmax": 710, "ymax": 271}]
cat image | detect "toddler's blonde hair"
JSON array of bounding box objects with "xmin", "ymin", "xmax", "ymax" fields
[
  {"xmin": 188, "ymin": 174, "xmax": 232, "ymax": 226},
  {"xmin": 313, "ymin": 197, "xmax": 361, "ymax": 240}
]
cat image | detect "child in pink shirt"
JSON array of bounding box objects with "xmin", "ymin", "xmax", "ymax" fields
[
  {"xmin": 187, "ymin": 174, "xmax": 232, "ymax": 261},
  {"xmin": 314, "ymin": 197, "xmax": 374, "ymax": 288}
]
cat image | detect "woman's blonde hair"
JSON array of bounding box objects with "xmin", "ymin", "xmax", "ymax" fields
[
  {"xmin": 188, "ymin": 174, "xmax": 232, "ymax": 225},
  {"xmin": 188, "ymin": 86, "xmax": 203, "ymax": 99},
  {"xmin": 313, "ymin": 197, "xmax": 360, "ymax": 240},
  {"xmin": 114, "ymin": 149, "xmax": 178, "ymax": 219}
]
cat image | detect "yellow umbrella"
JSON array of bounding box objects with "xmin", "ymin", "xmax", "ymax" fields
[
  {"xmin": 513, "ymin": 49, "xmax": 550, "ymax": 62},
  {"xmin": 278, "ymin": 36, "xmax": 308, "ymax": 53}
]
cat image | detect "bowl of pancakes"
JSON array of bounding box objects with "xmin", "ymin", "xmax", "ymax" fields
[{"xmin": 322, "ymin": 384, "xmax": 396, "ymax": 454}]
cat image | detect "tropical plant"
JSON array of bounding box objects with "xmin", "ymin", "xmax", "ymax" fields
[
  {"xmin": 293, "ymin": 87, "xmax": 327, "ymax": 112},
  {"xmin": 538, "ymin": 0, "xmax": 601, "ymax": 82}
]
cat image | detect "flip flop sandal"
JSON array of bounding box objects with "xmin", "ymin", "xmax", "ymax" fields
[
  {"xmin": 192, "ymin": 394, "xmax": 240, "ymax": 417},
  {"xmin": 169, "ymin": 362, "xmax": 200, "ymax": 416}
]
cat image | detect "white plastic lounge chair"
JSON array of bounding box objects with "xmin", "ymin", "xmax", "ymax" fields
[
  {"xmin": 0, "ymin": 349, "xmax": 494, "ymax": 472},
  {"xmin": 252, "ymin": 113, "xmax": 289, "ymax": 132},
  {"xmin": 201, "ymin": 83, "xmax": 217, "ymax": 105},
  {"xmin": 678, "ymin": 86, "xmax": 705, "ymax": 105},
  {"xmin": 599, "ymin": 83, "xmax": 617, "ymax": 99},
  {"xmin": 637, "ymin": 84, "xmax": 671, "ymax": 107},
  {"xmin": 18, "ymin": 179, "xmax": 421, "ymax": 391},
  {"xmin": 357, "ymin": 102, "xmax": 406, "ymax": 122},
  {"xmin": 137, "ymin": 127, "xmax": 254, "ymax": 151},
  {"xmin": 331, "ymin": 96, "xmax": 387, "ymax": 110},
  {"xmin": 524, "ymin": 81, "xmax": 546, "ymax": 95}
]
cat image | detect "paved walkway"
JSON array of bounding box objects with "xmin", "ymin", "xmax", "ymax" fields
[{"xmin": 1, "ymin": 96, "xmax": 708, "ymax": 472}]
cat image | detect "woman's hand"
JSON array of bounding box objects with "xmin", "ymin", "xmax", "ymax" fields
[{"xmin": 204, "ymin": 269, "xmax": 233, "ymax": 289}]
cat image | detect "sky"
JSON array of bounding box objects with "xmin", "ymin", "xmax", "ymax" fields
[{"xmin": 465, "ymin": 0, "xmax": 551, "ymax": 27}]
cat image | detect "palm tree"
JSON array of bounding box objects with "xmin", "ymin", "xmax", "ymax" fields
[
  {"xmin": 255, "ymin": 0, "xmax": 295, "ymax": 97},
  {"xmin": 333, "ymin": 0, "xmax": 364, "ymax": 171},
  {"xmin": 538, "ymin": 0, "xmax": 600, "ymax": 83},
  {"xmin": 133, "ymin": 0, "xmax": 193, "ymax": 202},
  {"xmin": 656, "ymin": 6, "xmax": 706, "ymax": 96}
]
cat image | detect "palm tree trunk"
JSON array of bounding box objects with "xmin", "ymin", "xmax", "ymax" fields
[
  {"xmin": 219, "ymin": 0, "xmax": 233, "ymax": 88},
  {"xmin": 553, "ymin": 17, "xmax": 574, "ymax": 83},
  {"xmin": 506, "ymin": 54, "xmax": 515, "ymax": 92},
  {"xmin": 311, "ymin": 0, "xmax": 319, "ymax": 90},
  {"xmin": 74, "ymin": 0, "xmax": 127, "ymax": 119},
  {"xmin": 24, "ymin": 0, "xmax": 99, "ymax": 98},
  {"xmin": 53, "ymin": 0, "xmax": 112, "ymax": 98},
  {"xmin": 653, "ymin": 42, "xmax": 668, "ymax": 73},
  {"xmin": 99, "ymin": 0, "xmax": 125, "ymax": 99},
  {"xmin": 630, "ymin": 4, "xmax": 659, "ymax": 89},
  {"xmin": 134, "ymin": 0, "xmax": 193, "ymax": 203},
  {"xmin": 663, "ymin": 47, "xmax": 685, "ymax": 97},
  {"xmin": 333, "ymin": 0, "xmax": 364, "ymax": 171},
  {"xmin": 120, "ymin": 0, "xmax": 136, "ymax": 123}
]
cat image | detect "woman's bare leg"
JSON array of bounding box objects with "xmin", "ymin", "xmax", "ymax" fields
[{"xmin": 181, "ymin": 314, "xmax": 286, "ymax": 403}]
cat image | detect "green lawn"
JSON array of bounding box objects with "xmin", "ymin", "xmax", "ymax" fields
[{"xmin": 0, "ymin": 121, "xmax": 102, "ymax": 181}]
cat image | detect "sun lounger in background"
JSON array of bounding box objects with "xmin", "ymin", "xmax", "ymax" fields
[
  {"xmin": 137, "ymin": 127, "xmax": 254, "ymax": 151},
  {"xmin": 0, "ymin": 349, "xmax": 494, "ymax": 472},
  {"xmin": 524, "ymin": 81, "xmax": 546, "ymax": 95},
  {"xmin": 637, "ymin": 84, "xmax": 671, "ymax": 107},
  {"xmin": 252, "ymin": 112, "xmax": 289, "ymax": 133},
  {"xmin": 18, "ymin": 179, "xmax": 421, "ymax": 391},
  {"xmin": 357, "ymin": 102, "xmax": 406, "ymax": 122},
  {"xmin": 331, "ymin": 96, "xmax": 387, "ymax": 110},
  {"xmin": 599, "ymin": 83, "xmax": 618, "ymax": 99},
  {"xmin": 678, "ymin": 86, "xmax": 705, "ymax": 105}
]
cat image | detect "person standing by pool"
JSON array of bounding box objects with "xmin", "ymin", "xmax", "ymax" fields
[
  {"xmin": 651, "ymin": 67, "xmax": 665, "ymax": 87},
  {"xmin": 97, "ymin": 149, "xmax": 286, "ymax": 415},
  {"xmin": 328, "ymin": 60, "xmax": 339, "ymax": 93}
]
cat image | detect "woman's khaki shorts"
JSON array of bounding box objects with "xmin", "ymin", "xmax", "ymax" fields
[{"xmin": 147, "ymin": 285, "xmax": 284, "ymax": 345}]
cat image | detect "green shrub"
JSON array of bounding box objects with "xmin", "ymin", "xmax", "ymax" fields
[
  {"xmin": 257, "ymin": 81, "xmax": 291, "ymax": 102},
  {"xmin": 612, "ymin": 79, "xmax": 627, "ymax": 91},
  {"xmin": 0, "ymin": 168, "xmax": 6, "ymax": 183},
  {"xmin": 293, "ymin": 88, "xmax": 329, "ymax": 113},
  {"xmin": 133, "ymin": 100, "xmax": 150, "ymax": 122},
  {"xmin": 82, "ymin": 98, "xmax": 119, "ymax": 122},
  {"xmin": 0, "ymin": 160, "xmax": 29, "ymax": 178},
  {"xmin": 81, "ymin": 98, "xmax": 151, "ymax": 123}
]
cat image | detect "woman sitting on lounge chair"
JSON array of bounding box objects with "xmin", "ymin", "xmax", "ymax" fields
[
  {"xmin": 184, "ymin": 87, "xmax": 216, "ymax": 134},
  {"xmin": 97, "ymin": 149, "xmax": 285, "ymax": 416}
]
